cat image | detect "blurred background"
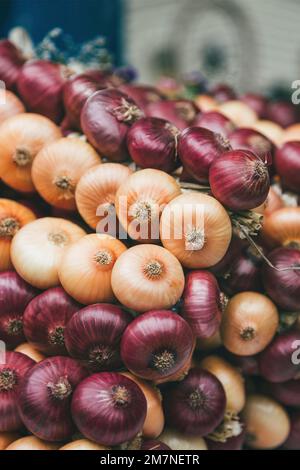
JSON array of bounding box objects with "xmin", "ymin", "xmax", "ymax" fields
[{"xmin": 0, "ymin": 0, "xmax": 299, "ymax": 95}]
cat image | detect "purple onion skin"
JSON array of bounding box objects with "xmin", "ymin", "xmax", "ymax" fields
[
  {"xmin": 141, "ymin": 440, "xmax": 171, "ymax": 450},
  {"xmin": 193, "ymin": 111, "xmax": 236, "ymax": 138},
  {"xmin": 241, "ymin": 94, "xmax": 268, "ymax": 119},
  {"xmin": 181, "ymin": 271, "xmax": 222, "ymax": 339},
  {"xmin": 63, "ymin": 70, "xmax": 108, "ymax": 130},
  {"xmin": 127, "ymin": 117, "xmax": 179, "ymax": 173},
  {"xmin": 211, "ymin": 84, "xmax": 236, "ymax": 103},
  {"xmin": 17, "ymin": 60, "xmax": 66, "ymax": 123},
  {"xmin": 267, "ymin": 101, "xmax": 299, "ymax": 128},
  {"xmin": 0, "ymin": 40, "xmax": 25, "ymax": 91},
  {"xmin": 258, "ymin": 330, "xmax": 300, "ymax": 383},
  {"xmin": 262, "ymin": 248, "xmax": 300, "ymax": 311},
  {"xmin": 220, "ymin": 252, "xmax": 262, "ymax": 296},
  {"xmin": 209, "ymin": 149, "xmax": 270, "ymax": 211},
  {"xmin": 0, "ymin": 271, "xmax": 37, "ymax": 348},
  {"xmin": 119, "ymin": 84, "xmax": 163, "ymax": 113},
  {"xmin": 71, "ymin": 372, "xmax": 147, "ymax": 446},
  {"xmin": 229, "ymin": 128, "xmax": 274, "ymax": 167},
  {"xmin": 121, "ymin": 310, "xmax": 195, "ymax": 382},
  {"xmin": 23, "ymin": 287, "xmax": 81, "ymax": 356},
  {"xmin": 178, "ymin": 126, "xmax": 231, "ymax": 183},
  {"xmin": 284, "ymin": 411, "xmax": 300, "ymax": 450},
  {"xmin": 0, "ymin": 352, "xmax": 35, "ymax": 432},
  {"xmin": 266, "ymin": 379, "xmax": 300, "ymax": 406},
  {"xmin": 164, "ymin": 368, "xmax": 226, "ymax": 436},
  {"xmin": 81, "ymin": 89, "xmax": 141, "ymax": 162},
  {"xmin": 210, "ymin": 236, "xmax": 245, "ymax": 277},
  {"xmin": 146, "ymin": 100, "xmax": 199, "ymax": 130},
  {"xmin": 206, "ymin": 429, "xmax": 246, "ymax": 450},
  {"xmin": 226, "ymin": 353, "xmax": 259, "ymax": 376},
  {"xmin": 275, "ymin": 142, "xmax": 300, "ymax": 193},
  {"xmin": 64, "ymin": 303, "xmax": 132, "ymax": 371},
  {"xmin": 18, "ymin": 356, "xmax": 88, "ymax": 441}
]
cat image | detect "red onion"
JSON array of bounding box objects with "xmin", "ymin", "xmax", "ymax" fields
[
  {"xmin": 210, "ymin": 236, "xmax": 245, "ymax": 277},
  {"xmin": 17, "ymin": 60, "xmax": 67, "ymax": 123},
  {"xmin": 267, "ymin": 379, "xmax": 300, "ymax": 406},
  {"xmin": 163, "ymin": 368, "xmax": 226, "ymax": 436},
  {"xmin": 258, "ymin": 330, "xmax": 300, "ymax": 383},
  {"xmin": 181, "ymin": 271, "xmax": 222, "ymax": 339},
  {"xmin": 121, "ymin": 310, "xmax": 195, "ymax": 383},
  {"xmin": 206, "ymin": 433, "xmax": 245, "ymax": 450},
  {"xmin": 146, "ymin": 100, "xmax": 199, "ymax": 130},
  {"xmin": 64, "ymin": 303, "xmax": 132, "ymax": 371},
  {"xmin": 178, "ymin": 127, "xmax": 231, "ymax": 183},
  {"xmin": 0, "ymin": 271, "xmax": 37, "ymax": 348},
  {"xmin": 205, "ymin": 416, "xmax": 245, "ymax": 450},
  {"xmin": 0, "ymin": 351, "xmax": 35, "ymax": 431},
  {"xmin": 23, "ymin": 287, "xmax": 81, "ymax": 356},
  {"xmin": 141, "ymin": 440, "xmax": 171, "ymax": 450},
  {"xmin": 119, "ymin": 84, "xmax": 163, "ymax": 112},
  {"xmin": 284, "ymin": 411, "xmax": 300, "ymax": 450},
  {"xmin": 63, "ymin": 70, "xmax": 109, "ymax": 130},
  {"xmin": 71, "ymin": 372, "xmax": 147, "ymax": 446},
  {"xmin": 229, "ymin": 128, "xmax": 274, "ymax": 167},
  {"xmin": 0, "ymin": 40, "xmax": 25, "ymax": 92},
  {"xmin": 262, "ymin": 248, "xmax": 300, "ymax": 311},
  {"xmin": 241, "ymin": 94, "xmax": 268, "ymax": 119},
  {"xmin": 81, "ymin": 89, "xmax": 142, "ymax": 161},
  {"xmin": 127, "ymin": 117, "xmax": 179, "ymax": 172},
  {"xmin": 193, "ymin": 111, "xmax": 236, "ymax": 137},
  {"xmin": 209, "ymin": 149, "xmax": 270, "ymax": 211},
  {"xmin": 211, "ymin": 84, "xmax": 236, "ymax": 103},
  {"xmin": 226, "ymin": 354, "xmax": 259, "ymax": 376},
  {"xmin": 275, "ymin": 142, "xmax": 300, "ymax": 193},
  {"xmin": 18, "ymin": 356, "xmax": 88, "ymax": 441},
  {"xmin": 267, "ymin": 101, "xmax": 299, "ymax": 128}
]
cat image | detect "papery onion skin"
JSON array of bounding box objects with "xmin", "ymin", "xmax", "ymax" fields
[
  {"xmin": 160, "ymin": 192, "xmax": 232, "ymax": 269},
  {"xmin": 23, "ymin": 287, "xmax": 81, "ymax": 356},
  {"xmin": 282, "ymin": 123, "xmax": 300, "ymax": 143},
  {"xmin": 59, "ymin": 439, "xmax": 109, "ymax": 450},
  {"xmin": 195, "ymin": 94, "xmax": 218, "ymax": 113},
  {"xmin": 226, "ymin": 353, "xmax": 259, "ymax": 377},
  {"xmin": 193, "ymin": 111, "xmax": 235, "ymax": 138},
  {"xmin": 262, "ymin": 248, "xmax": 300, "ymax": 311},
  {"xmin": 163, "ymin": 368, "xmax": 226, "ymax": 436},
  {"xmin": 251, "ymin": 119, "xmax": 284, "ymax": 147},
  {"xmin": 0, "ymin": 351, "xmax": 35, "ymax": 432},
  {"xmin": 205, "ymin": 431, "xmax": 245, "ymax": 450},
  {"xmin": 220, "ymin": 249, "xmax": 262, "ymax": 296},
  {"xmin": 0, "ymin": 40, "xmax": 25, "ymax": 92},
  {"xmin": 218, "ymin": 100, "xmax": 257, "ymax": 127},
  {"xmin": 209, "ymin": 149, "xmax": 270, "ymax": 211},
  {"xmin": 267, "ymin": 101, "xmax": 299, "ymax": 128},
  {"xmin": 242, "ymin": 394, "xmax": 290, "ymax": 449},
  {"xmin": 275, "ymin": 142, "xmax": 300, "ymax": 193},
  {"xmin": 178, "ymin": 126, "xmax": 231, "ymax": 183},
  {"xmin": 159, "ymin": 428, "xmax": 207, "ymax": 450},
  {"xmin": 14, "ymin": 343, "xmax": 45, "ymax": 362},
  {"xmin": 0, "ymin": 271, "xmax": 37, "ymax": 348},
  {"xmin": 65, "ymin": 304, "xmax": 132, "ymax": 371},
  {"xmin": 81, "ymin": 89, "xmax": 142, "ymax": 162},
  {"xmin": 146, "ymin": 99, "xmax": 199, "ymax": 130},
  {"xmin": 0, "ymin": 113, "xmax": 62, "ymax": 193},
  {"xmin": 266, "ymin": 379, "xmax": 300, "ymax": 406},
  {"xmin": 71, "ymin": 372, "xmax": 147, "ymax": 446},
  {"xmin": 17, "ymin": 60, "xmax": 66, "ymax": 123},
  {"xmin": 32, "ymin": 137, "xmax": 101, "ymax": 211},
  {"xmin": 181, "ymin": 271, "xmax": 222, "ymax": 339},
  {"xmin": 221, "ymin": 291, "xmax": 279, "ymax": 356},
  {"xmin": 0, "ymin": 91, "xmax": 25, "ymax": 125},
  {"xmin": 0, "ymin": 431, "xmax": 20, "ymax": 450},
  {"xmin": 11, "ymin": 217, "xmax": 86, "ymax": 289},
  {"xmin": 127, "ymin": 117, "xmax": 179, "ymax": 173},
  {"xmin": 121, "ymin": 310, "xmax": 195, "ymax": 383},
  {"xmin": 241, "ymin": 93, "xmax": 268, "ymax": 119},
  {"xmin": 5, "ymin": 436, "xmax": 60, "ymax": 450},
  {"xmin": 283, "ymin": 411, "xmax": 300, "ymax": 450},
  {"xmin": 119, "ymin": 84, "xmax": 163, "ymax": 112},
  {"xmin": 212, "ymin": 84, "xmax": 236, "ymax": 103},
  {"xmin": 141, "ymin": 440, "xmax": 171, "ymax": 450},
  {"xmin": 18, "ymin": 356, "xmax": 88, "ymax": 441},
  {"xmin": 228, "ymin": 128, "xmax": 274, "ymax": 166},
  {"xmin": 111, "ymin": 244, "xmax": 185, "ymax": 312},
  {"xmin": 209, "ymin": 236, "xmax": 245, "ymax": 277},
  {"xmin": 258, "ymin": 329, "xmax": 300, "ymax": 383},
  {"xmin": 262, "ymin": 207, "xmax": 300, "ymax": 248},
  {"xmin": 263, "ymin": 186, "xmax": 284, "ymax": 218},
  {"xmin": 63, "ymin": 70, "xmax": 108, "ymax": 130},
  {"xmin": 75, "ymin": 163, "xmax": 132, "ymax": 231}
]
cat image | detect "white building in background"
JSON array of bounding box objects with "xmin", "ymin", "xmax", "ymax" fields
[{"xmin": 125, "ymin": 0, "xmax": 299, "ymax": 92}]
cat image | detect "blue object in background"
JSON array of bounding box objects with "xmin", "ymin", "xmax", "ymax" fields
[{"xmin": 0, "ymin": 0, "xmax": 124, "ymax": 65}]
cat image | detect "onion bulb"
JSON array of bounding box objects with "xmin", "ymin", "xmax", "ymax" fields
[
  {"xmin": 11, "ymin": 217, "xmax": 86, "ymax": 289},
  {"xmin": 275, "ymin": 142, "xmax": 300, "ymax": 193},
  {"xmin": 60, "ymin": 439, "xmax": 109, "ymax": 450},
  {"xmin": 218, "ymin": 100, "xmax": 257, "ymax": 127},
  {"xmin": 75, "ymin": 163, "xmax": 132, "ymax": 230},
  {"xmin": 0, "ymin": 113, "xmax": 62, "ymax": 192},
  {"xmin": 0, "ymin": 91, "xmax": 25, "ymax": 125},
  {"xmin": 14, "ymin": 343, "xmax": 45, "ymax": 362},
  {"xmin": 0, "ymin": 198, "xmax": 36, "ymax": 271},
  {"xmin": 59, "ymin": 234, "xmax": 127, "ymax": 304},
  {"xmin": 262, "ymin": 207, "xmax": 300, "ymax": 248},
  {"xmin": 32, "ymin": 138, "xmax": 101, "ymax": 210},
  {"xmin": 111, "ymin": 244, "xmax": 185, "ymax": 312},
  {"xmin": 115, "ymin": 168, "xmax": 181, "ymax": 243},
  {"xmin": 282, "ymin": 123, "xmax": 300, "ymax": 143},
  {"xmin": 159, "ymin": 429, "xmax": 207, "ymax": 450},
  {"xmin": 242, "ymin": 394, "xmax": 290, "ymax": 449},
  {"xmin": 0, "ymin": 432, "xmax": 20, "ymax": 450},
  {"xmin": 221, "ymin": 292, "xmax": 279, "ymax": 356},
  {"xmin": 5, "ymin": 436, "xmax": 60, "ymax": 450},
  {"xmin": 251, "ymin": 120, "xmax": 284, "ymax": 146},
  {"xmin": 160, "ymin": 192, "xmax": 232, "ymax": 268}
]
